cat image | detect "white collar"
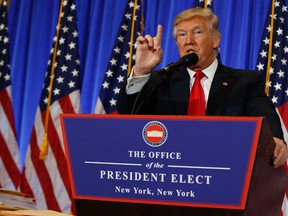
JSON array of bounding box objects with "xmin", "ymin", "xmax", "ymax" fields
[{"xmin": 187, "ymin": 58, "xmax": 218, "ymax": 80}]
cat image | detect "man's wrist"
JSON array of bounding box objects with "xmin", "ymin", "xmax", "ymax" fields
[{"xmin": 134, "ymin": 65, "xmax": 153, "ymax": 76}]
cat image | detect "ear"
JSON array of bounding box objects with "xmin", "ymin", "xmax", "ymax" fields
[{"xmin": 213, "ymin": 34, "xmax": 221, "ymax": 49}]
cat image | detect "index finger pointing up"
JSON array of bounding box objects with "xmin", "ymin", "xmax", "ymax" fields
[
  {"xmin": 153, "ymin": 24, "xmax": 162, "ymax": 48},
  {"xmin": 156, "ymin": 24, "xmax": 163, "ymax": 41}
]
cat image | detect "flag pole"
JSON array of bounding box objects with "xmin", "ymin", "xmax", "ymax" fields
[
  {"xmin": 265, "ymin": 0, "xmax": 275, "ymax": 96},
  {"xmin": 0, "ymin": 0, "xmax": 11, "ymax": 9},
  {"xmin": 39, "ymin": 0, "xmax": 64, "ymax": 160},
  {"xmin": 127, "ymin": 0, "xmax": 138, "ymax": 76},
  {"xmin": 204, "ymin": 0, "xmax": 208, "ymax": 8},
  {"xmin": 140, "ymin": 0, "xmax": 145, "ymax": 36}
]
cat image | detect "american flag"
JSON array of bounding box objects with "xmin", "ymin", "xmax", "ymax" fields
[
  {"xmin": 20, "ymin": 0, "xmax": 81, "ymax": 213},
  {"xmin": 94, "ymin": 0, "xmax": 143, "ymax": 114},
  {"xmin": 255, "ymin": 0, "xmax": 288, "ymax": 215},
  {"xmin": 0, "ymin": 0, "xmax": 21, "ymax": 190}
]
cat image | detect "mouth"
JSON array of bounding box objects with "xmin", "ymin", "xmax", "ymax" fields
[{"xmin": 187, "ymin": 49, "xmax": 195, "ymax": 54}]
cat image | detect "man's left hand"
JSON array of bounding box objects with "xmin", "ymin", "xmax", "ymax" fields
[{"xmin": 273, "ymin": 137, "xmax": 288, "ymax": 168}]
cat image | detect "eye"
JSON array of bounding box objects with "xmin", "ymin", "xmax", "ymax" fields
[
  {"xmin": 177, "ymin": 32, "xmax": 187, "ymax": 40},
  {"xmin": 193, "ymin": 29, "xmax": 202, "ymax": 37}
]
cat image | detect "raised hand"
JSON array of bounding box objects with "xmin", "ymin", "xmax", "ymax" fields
[{"xmin": 134, "ymin": 25, "xmax": 163, "ymax": 76}]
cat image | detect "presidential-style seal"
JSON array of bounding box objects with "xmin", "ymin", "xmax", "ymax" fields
[{"xmin": 142, "ymin": 121, "xmax": 168, "ymax": 147}]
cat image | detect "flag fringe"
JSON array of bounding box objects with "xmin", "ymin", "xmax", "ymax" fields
[{"xmin": 39, "ymin": 132, "xmax": 48, "ymax": 160}]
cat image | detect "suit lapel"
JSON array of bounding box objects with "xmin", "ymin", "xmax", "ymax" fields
[{"xmin": 207, "ymin": 64, "xmax": 238, "ymax": 115}]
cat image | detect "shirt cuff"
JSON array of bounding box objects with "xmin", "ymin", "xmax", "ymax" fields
[{"xmin": 126, "ymin": 69, "xmax": 150, "ymax": 94}]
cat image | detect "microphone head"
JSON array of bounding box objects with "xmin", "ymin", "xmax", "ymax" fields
[
  {"xmin": 182, "ymin": 52, "xmax": 199, "ymax": 67},
  {"xmin": 163, "ymin": 52, "xmax": 199, "ymax": 72}
]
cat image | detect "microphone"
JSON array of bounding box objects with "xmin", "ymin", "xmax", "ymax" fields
[{"xmin": 164, "ymin": 52, "xmax": 198, "ymax": 72}]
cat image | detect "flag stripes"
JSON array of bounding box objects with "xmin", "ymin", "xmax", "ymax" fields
[
  {"xmin": 0, "ymin": 89, "xmax": 20, "ymax": 188},
  {"xmin": 21, "ymin": 93, "xmax": 80, "ymax": 212},
  {"xmin": 0, "ymin": 0, "xmax": 21, "ymax": 191}
]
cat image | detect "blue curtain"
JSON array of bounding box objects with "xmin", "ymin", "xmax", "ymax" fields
[{"xmin": 7, "ymin": 0, "xmax": 288, "ymax": 166}]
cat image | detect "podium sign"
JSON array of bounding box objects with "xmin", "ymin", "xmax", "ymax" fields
[{"xmin": 60, "ymin": 115, "xmax": 262, "ymax": 210}]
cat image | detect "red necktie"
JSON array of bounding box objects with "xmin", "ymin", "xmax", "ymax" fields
[{"xmin": 187, "ymin": 71, "xmax": 206, "ymax": 115}]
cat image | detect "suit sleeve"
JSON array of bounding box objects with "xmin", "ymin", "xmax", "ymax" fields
[
  {"xmin": 117, "ymin": 81, "xmax": 139, "ymax": 114},
  {"xmin": 246, "ymin": 71, "xmax": 284, "ymax": 139},
  {"xmin": 117, "ymin": 70, "xmax": 168, "ymax": 114}
]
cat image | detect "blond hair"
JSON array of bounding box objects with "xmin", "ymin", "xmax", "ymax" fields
[{"xmin": 173, "ymin": 8, "xmax": 221, "ymax": 40}]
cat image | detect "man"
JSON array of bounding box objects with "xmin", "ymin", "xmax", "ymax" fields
[{"xmin": 117, "ymin": 8, "xmax": 288, "ymax": 168}]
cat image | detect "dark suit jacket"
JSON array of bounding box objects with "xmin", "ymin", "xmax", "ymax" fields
[{"xmin": 117, "ymin": 63, "xmax": 284, "ymax": 139}]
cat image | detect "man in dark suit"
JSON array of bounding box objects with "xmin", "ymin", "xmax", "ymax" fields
[{"xmin": 117, "ymin": 8, "xmax": 288, "ymax": 167}]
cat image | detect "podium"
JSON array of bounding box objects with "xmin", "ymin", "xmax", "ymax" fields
[{"xmin": 60, "ymin": 115, "xmax": 288, "ymax": 216}]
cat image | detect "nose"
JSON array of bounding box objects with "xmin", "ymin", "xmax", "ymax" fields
[{"xmin": 185, "ymin": 32, "xmax": 195, "ymax": 44}]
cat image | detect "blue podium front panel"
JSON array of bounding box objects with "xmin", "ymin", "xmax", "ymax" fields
[{"xmin": 60, "ymin": 115, "xmax": 262, "ymax": 210}]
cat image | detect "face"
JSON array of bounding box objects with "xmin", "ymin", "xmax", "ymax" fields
[{"xmin": 175, "ymin": 17, "xmax": 220, "ymax": 71}]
